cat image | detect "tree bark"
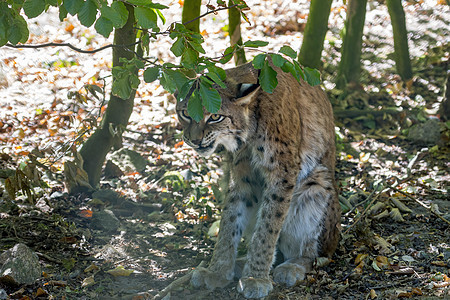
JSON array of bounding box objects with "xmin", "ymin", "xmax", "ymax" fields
[
  {"xmin": 79, "ymin": 4, "xmax": 137, "ymax": 187},
  {"xmin": 438, "ymin": 72, "xmax": 450, "ymax": 121},
  {"xmin": 228, "ymin": 0, "xmax": 246, "ymax": 66},
  {"xmin": 386, "ymin": 0, "xmax": 413, "ymax": 80},
  {"xmin": 336, "ymin": 0, "xmax": 368, "ymax": 89},
  {"xmin": 182, "ymin": 0, "xmax": 201, "ymax": 32},
  {"xmin": 298, "ymin": 0, "xmax": 333, "ymax": 69}
]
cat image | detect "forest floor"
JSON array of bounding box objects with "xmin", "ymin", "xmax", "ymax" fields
[{"xmin": 0, "ymin": 0, "xmax": 449, "ymax": 299}]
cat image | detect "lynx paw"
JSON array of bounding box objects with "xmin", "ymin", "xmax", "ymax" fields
[
  {"xmin": 237, "ymin": 277, "xmax": 273, "ymax": 299},
  {"xmin": 191, "ymin": 266, "xmax": 232, "ymax": 289},
  {"xmin": 273, "ymin": 262, "xmax": 307, "ymax": 287}
]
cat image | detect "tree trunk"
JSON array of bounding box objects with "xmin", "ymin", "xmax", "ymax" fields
[
  {"xmin": 298, "ymin": 0, "xmax": 333, "ymax": 69},
  {"xmin": 438, "ymin": 72, "xmax": 450, "ymax": 121},
  {"xmin": 79, "ymin": 4, "xmax": 137, "ymax": 187},
  {"xmin": 386, "ymin": 0, "xmax": 413, "ymax": 80},
  {"xmin": 182, "ymin": 0, "xmax": 201, "ymax": 32},
  {"xmin": 228, "ymin": 0, "xmax": 246, "ymax": 65},
  {"xmin": 336, "ymin": 0, "xmax": 368, "ymax": 89}
]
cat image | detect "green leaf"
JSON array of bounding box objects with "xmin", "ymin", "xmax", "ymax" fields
[
  {"xmin": 78, "ymin": 0, "xmax": 97, "ymax": 27},
  {"xmin": 206, "ymin": 71, "xmax": 226, "ymax": 89},
  {"xmin": 177, "ymin": 79, "xmax": 196, "ymax": 101},
  {"xmin": 304, "ymin": 67, "xmax": 321, "ymax": 86},
  {"xmin": 143, "ymin": 66, "xmax": 159, "ymax": 83},
  {"xmin": 219, "ymin": 46, "xmax": 235, "ymax": 64},
  {"xmin": 126, "ymin": 0, "xmax": 168, "ymax": 9},
  {"xmin": 181, "ymin": 48, "xmax": 198, "ymax": 69},
  {"xmin": 59, "ymin": 4, "xmax": 68, "ymax": 21},
  {"xmin": 281, "ymin": 61, "xmax": 298, "ymax": 82},
  {"xmin": 243, "ymin": 40, "xmax": 269, "ymax": 48},
  {"xmin": 8, "ymin": 15, "xmax": 28, "ymax": 44},
  {"xmin": 166, "ymin": 69, "xmax": 189, "ymax": 91},
  {"xmin": 199, "ymin": 80, "xmax": 222, "ymax": 114},
  {"xmin": 111, "ymin": 1, "xmax": 128, "ymax": 27},
  {"xmin": 188, "ymin": 40, "xmax": 205, "ymax": 54},
  {"xmin": 252, "ymin": 53, "xmax": 266, "ymax": 69},
  {"xmin": 94, "ymin": 16, "xmax": 113, "ymax": 37},
  {"xmin": 112, "ymin": 76, "xmax": 132, "ymax": 99},
  {"xmin": 187, "ymin": 91, "xmax": 203, "ymax": 123},
  {"xmin": 46, "ymin": 0, "xmax": 58, "ymax": 6},
  {"xmin": 160, "ymin": 72, "xmax": 176, "ymax": 94},
  {"xmin": 279, "ymin": 45, "xmax": 297, "ymax": 59},
  {"xmin": 170, "ymin": 37, "xmax": 185, "ymax": 57},
  {"xmin": 155, "ymin": 9, "xmax": 165, "ymax": 24},
  {"xmin": 293, "ymin": 60, "xmax": 305, "ymax": 81},
  {"xmin": 100, "ymin": 5, "xmax": 122, "ymax": 28},
  {"xmin": 135, "ymin": 6, "xmax": 157, "ymax": 29},
  {"xmin": 270, "ymin": 53, "xmax": 287, "ymax": 68},
  {"xmin": 23, "ymin": 0, "xmax": 46, "ymax": 18},
  {"xmin": 64, "ymin": 0, "xmax": 84, "ymax": 15},
  {"xmin": 259, "ymin": 60, "xmax": 278, "ymax": 94}
]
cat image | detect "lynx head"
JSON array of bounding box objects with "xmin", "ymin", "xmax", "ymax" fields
[{"xmin": 176, "ymin": 62, "xmax": 260, "ymax": 156}]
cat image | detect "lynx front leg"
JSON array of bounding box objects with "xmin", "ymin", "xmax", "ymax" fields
[
  {"xmin": 191, "ymin": 150, "xmax": 259, "ymax": 289},
  {"xmin": 238, "ymin": 165, "xmax": 296, "ymax": 298}
]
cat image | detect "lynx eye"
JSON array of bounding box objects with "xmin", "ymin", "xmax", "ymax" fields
[
  {"xmin": 208, "ymin": 114, "xmax": 225, "ymax": 124},
  {"xmin": 180, "ymin": 110, "xmax": 191, "ymax": 121}
]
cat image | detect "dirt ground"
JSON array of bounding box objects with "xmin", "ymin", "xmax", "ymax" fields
[{"xmin": 0, "ymin": 0, "xmax": 449, "ymax": 299}]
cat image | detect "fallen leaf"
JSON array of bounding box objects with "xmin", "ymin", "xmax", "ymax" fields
[
  {"xmin": 355, "ymin": 253, "xmax": 368, "ymax": 264},
  {"xmin": 369, "ymin": 289, "xmax": 377, "ymax": 299},
  {"xmin": 84, "ymin": 263, "xmax": 100, "ymax": 273},
  {"xmin": 79, "ymin": 209, "xmax": 93, "ymax": 218},
  {"xmin": 81, "ymin": 275, "xmax": 95, "ymax": 287},
  {"xmin": 36, "ymin": 287, "xmax": 47, "ymax": 297},
  {"xmin": 106, "ymin": 266, "xmax": 134, "ymax": 277}
]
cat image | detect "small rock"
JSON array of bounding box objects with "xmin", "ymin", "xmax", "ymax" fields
[
  {"xmin": 0, "ymin": 243, "xmax": 41, "ymax": 285},
  {"xmin": 407, "ymin": 119, "xmax": 442, "ymax": 145},
  {"xmin": 0, "ymin": 288, "xmax": 7, "ymax": 300},
  {"xmin": 91, "ymin": 209, "xmax": 120, "ymax": 233}
]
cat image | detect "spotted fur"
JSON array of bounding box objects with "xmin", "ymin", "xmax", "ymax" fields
[{"xmin": 176, "ymin": 61, "xmax": 341, "ymax": 299}]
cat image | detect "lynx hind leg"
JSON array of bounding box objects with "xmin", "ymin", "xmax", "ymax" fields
[{"xmin": 274, "ymin": 165, "xmax": 338, "ymax": 286}]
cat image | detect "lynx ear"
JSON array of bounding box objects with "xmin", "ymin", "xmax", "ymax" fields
[
  {"xmin": 225, "ymin": 62, "xmax": 259, "ymax": 85},
  {"xmin": 234, "ymin": 83, "xmax": 260, "ymax": 106}
]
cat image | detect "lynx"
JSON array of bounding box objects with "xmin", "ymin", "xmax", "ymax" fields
[{"xmin": 176, "ymin": 61, "xmax": 341, "ymax": 299}]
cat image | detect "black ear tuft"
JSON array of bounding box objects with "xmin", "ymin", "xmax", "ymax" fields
[{"xmin": 237, "ymin": 83, "xmax": 260, "ymax": 99}]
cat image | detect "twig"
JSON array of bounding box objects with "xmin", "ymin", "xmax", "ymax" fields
[
  {"xmin": 5, "ymin": 41, "xmax": 140, "ymax": 54},
  {"xmin": 154, "ymin": 260, "xmax": 206, "ymax": 300},
  {"xmin": 385, "ymin": 184, "xmax": 450, "ymax": 226},
  {"xmin": 183, "ymin": 5, "xmax": 239, "ymax": 27},
  {"xmin": 343, "ymin": 187, "xmax": 382, "ymax": 235}
]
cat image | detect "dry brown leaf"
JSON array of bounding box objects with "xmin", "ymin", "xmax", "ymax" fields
[
  {"xmin": 390, "ymin": 208, "xmax": 405, "ymax": 222},
  {"xmin": 81, "ymin": 275, "xmax": 95, "ymax": 287},
  {"xmin": 367, "ymin": 202, "xmax": 386, "ymax": 216},
  {"xmin": 373, "ymin": 209, "xmax": 389, "ymax": 220},
  {"xmin": 369, "ymin": 289, "xmax": 377, "ymax": 299},
  {"xmin": 373, "ymin": 234, "xmax": 392, "ymax": 254},
  {"xmin": 375, "ymin": 255, "xmax": 389, "ymax": 269},
  {"xmin": 355, "ymin": 253, "xmax": 368, "ymax": 264},
  {"xmin": 390, "ymin": 197, "xmax": 412, "ymax": 213}
]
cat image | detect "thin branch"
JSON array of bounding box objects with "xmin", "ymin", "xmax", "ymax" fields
[
  {"xmin": 343, "ymin": 186, "xmax": 382, "ymax": 235},
  {"xmin": 183, "ymin": 4, "xmax": 239, "ymax": 26},
  {"xmin": 5, "ymin": 41, "xmax": 140, "ymax": 54}
]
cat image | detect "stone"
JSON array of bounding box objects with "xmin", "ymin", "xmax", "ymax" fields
[
  {"xmin": 407, "ymin": 119, "xmax": 442, "ymax": 145},
  {"xmin": 91, "ymin": 209, "xmax": 120, "ymax": 233},
  {"xmin": 0, "ymin": 243, "xmax": 41, "ymax": 285}
]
